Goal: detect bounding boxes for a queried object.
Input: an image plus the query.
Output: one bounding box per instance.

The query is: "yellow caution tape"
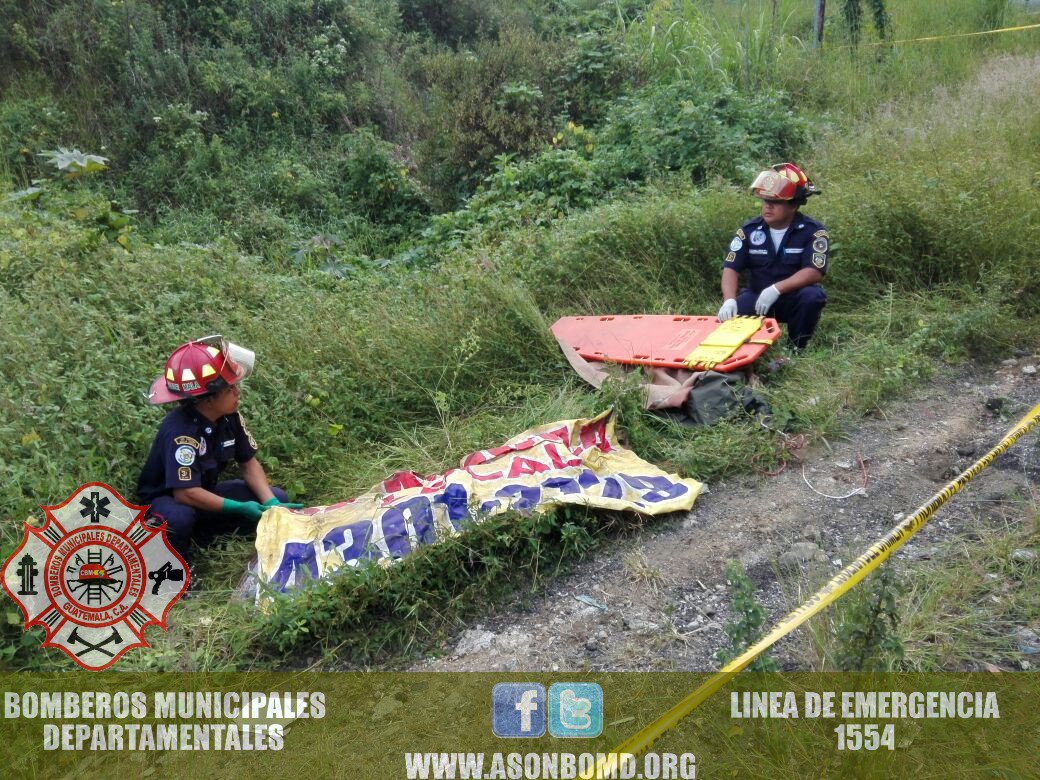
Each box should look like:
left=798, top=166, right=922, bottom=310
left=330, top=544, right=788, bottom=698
left=861, top=21, right=1040, bottom=47
left=683, top=316, right=764, bottom=370
left=585, top=399, right=1040, bottom=779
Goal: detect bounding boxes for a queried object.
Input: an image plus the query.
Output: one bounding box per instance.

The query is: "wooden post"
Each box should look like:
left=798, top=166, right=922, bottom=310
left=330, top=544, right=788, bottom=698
left=813, top=0, right=826, bottom=48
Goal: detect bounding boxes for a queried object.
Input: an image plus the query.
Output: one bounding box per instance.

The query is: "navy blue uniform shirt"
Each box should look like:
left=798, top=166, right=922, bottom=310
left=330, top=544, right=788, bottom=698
left=137, top=404, right=258, bottom=502
left=722, top=214, right=830, bottom=293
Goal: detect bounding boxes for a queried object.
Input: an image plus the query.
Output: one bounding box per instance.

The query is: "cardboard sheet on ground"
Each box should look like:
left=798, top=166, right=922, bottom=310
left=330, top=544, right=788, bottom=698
left=253, top=411, right=702, bottom=593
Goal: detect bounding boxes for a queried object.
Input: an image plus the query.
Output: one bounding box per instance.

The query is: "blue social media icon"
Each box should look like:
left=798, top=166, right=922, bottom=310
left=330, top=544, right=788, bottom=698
left=548, top=682, right=603, bottom=738
left=492, top=683, right=546, bottom=738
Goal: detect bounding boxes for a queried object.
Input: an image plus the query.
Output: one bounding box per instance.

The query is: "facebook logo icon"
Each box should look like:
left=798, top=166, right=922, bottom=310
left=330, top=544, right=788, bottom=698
left=491, top=683, right=546, bottom=737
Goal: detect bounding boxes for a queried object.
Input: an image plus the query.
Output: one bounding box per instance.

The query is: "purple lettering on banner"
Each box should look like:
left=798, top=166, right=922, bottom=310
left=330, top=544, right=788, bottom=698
left=619, top=473, right=689, bottom=502
left=577, top=469, right=600, bottom=488
left=494, top=484, right=543, bottom=511
left=379, top=496, right=436, bottom=558
left=433, top=483, right=470, bottom=528
left=322, top=520, right=378, bottom=567
left=601, top=477, right=623, bottom=499
left=540, top=476, right=581, bottom=494
left=270, top=541, right=321, bottom=590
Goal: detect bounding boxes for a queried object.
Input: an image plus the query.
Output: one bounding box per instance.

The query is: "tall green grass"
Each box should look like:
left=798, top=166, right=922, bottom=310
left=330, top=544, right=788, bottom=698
left=622, top=0, right=1039, bottom=117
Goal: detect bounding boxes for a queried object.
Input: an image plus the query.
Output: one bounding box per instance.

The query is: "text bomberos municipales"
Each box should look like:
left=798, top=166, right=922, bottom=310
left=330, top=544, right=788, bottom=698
left=4, top=691, right=326, bottom=751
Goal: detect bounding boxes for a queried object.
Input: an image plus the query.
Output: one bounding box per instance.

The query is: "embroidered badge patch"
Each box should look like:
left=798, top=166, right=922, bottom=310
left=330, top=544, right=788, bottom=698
left=729, top=237, right=743, bottom=252
left=725, top=251, right=736, bottom=263
left=750, top=230, right=766, bottom=246
left=239, top=414, right=258, bottom=450
left=812, top=237, right=829, bottom=253
left=178, top=466, right=192, bottom=481
left=812, top=253, right=827, bottom=269
left=736, top=228, right=746, bottom=240
left=173, top=435, right=200, bottom=449
left=174, top=445, right=195, bottom=466
left=813, top=229, right=829, bottom=238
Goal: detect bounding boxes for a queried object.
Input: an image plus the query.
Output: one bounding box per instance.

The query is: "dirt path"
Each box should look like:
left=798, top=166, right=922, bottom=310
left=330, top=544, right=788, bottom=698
left=408, top=357, right=1040, bottom=673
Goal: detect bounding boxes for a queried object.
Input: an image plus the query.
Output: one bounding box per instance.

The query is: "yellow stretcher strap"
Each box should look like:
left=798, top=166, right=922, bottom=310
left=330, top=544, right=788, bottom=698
left=683, top=316, right=763, bottom=370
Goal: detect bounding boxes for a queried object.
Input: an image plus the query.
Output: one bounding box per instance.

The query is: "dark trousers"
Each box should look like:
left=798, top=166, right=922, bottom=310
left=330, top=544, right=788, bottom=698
left=144, top=480, right=288, bottom=566
left=736, top=285, right=827, bottom=349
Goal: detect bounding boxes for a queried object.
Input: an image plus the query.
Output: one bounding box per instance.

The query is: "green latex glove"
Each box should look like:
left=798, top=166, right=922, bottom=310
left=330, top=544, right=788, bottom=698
left=221, top=498, right=266, bottom=521
left=263, top=496, right=305, bottom=509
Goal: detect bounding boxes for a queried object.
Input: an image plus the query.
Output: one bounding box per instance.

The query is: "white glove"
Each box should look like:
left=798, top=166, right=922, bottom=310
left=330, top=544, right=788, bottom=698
left=754, top=285, right=780, bottom=316
left=717, top=298, right=738, bottom=322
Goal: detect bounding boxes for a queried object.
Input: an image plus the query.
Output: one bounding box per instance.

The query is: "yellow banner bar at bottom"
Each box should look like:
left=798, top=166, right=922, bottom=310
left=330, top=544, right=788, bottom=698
left=586, top=399, right=1040, bottom=779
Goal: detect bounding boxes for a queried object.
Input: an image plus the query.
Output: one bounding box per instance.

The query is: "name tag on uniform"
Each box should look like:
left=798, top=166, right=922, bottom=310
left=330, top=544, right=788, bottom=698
left=785, top=247, right=804, bottom=253
left=223, top=439, right=236, bottom=448
left=749, top=249, right=768, bottom=255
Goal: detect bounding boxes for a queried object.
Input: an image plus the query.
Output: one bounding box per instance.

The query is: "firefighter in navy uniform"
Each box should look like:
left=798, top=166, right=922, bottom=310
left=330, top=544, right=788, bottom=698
left=716, top=162, right=829, bottom=349
left=137, top=336, right=301, bottom=570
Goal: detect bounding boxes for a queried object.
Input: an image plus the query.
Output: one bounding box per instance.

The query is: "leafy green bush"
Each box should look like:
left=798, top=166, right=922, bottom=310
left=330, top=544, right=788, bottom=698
left=414, top=28, right=562, bottom=207
left=416, top=75, right=809, bottom=259
left=556, top=30, right=634, bottom=126
left=834, top=567, right=905, bottom=672
left=596, top=80, right=809, bottom=185
left=718, top=560, right=778, bottom=672
left=0, top=97, right=69, bottom=184
left=335, top=130, right=430, bottom=237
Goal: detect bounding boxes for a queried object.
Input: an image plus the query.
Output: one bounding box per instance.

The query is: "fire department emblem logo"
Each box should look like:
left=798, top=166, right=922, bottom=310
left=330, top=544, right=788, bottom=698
left=1, top=482, right=188, bottom=670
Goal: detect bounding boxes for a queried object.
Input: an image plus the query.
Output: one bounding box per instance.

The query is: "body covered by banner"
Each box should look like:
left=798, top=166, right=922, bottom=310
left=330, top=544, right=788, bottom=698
left=254, top=411, right=702, bottom=592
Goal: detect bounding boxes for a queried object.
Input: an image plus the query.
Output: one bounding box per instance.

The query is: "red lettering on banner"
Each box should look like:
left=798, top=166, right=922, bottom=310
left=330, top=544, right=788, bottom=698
left=383, top=472, right=423, bottom=492
left=541, top=425, right=572, bottom=447
left=420, top=475, right=447, bottom=494
left=578, top=419, right=611, bottom=452
left=463, top=466, right=504, bottom=481
left=545, top=443, right=582, bottom=469
left=463, top=444, right=513, bottom=467
left=508, top=457, right=550, bottom=478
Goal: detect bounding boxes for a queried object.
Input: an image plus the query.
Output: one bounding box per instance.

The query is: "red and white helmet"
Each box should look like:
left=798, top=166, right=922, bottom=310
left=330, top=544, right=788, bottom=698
left=749, top=162, right=818, bottom=202
left=147, top=335, right=255, bottom=405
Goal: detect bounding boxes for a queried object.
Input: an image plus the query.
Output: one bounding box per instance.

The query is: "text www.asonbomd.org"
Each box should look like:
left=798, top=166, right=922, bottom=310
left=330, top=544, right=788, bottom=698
left=403, top=751, right=695, bottom=779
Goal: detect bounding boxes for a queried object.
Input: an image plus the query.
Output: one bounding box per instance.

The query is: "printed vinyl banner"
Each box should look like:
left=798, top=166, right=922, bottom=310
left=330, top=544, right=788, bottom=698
left=254, top=411, right=702, bottom=591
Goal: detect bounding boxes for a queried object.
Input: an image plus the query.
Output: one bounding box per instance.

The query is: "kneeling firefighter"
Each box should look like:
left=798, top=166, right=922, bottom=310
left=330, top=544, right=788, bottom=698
left=137, top=335, right=301, bottom=571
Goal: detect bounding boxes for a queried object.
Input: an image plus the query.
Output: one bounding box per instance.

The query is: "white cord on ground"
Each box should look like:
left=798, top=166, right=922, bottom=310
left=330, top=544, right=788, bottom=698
left=800, top=459, right=868, bottom=500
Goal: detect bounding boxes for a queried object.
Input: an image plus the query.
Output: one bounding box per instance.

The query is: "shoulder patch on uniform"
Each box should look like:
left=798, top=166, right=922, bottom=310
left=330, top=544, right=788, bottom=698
left=813, top=229, right=829, bottom=238
left=736, top=228, right=746, bottom=241
left=174, top=435, right=200, bottom=449
left=178, top=466, right=192, bottom=481
left=239, top=413, right=258, bottom=450
left=812, top=237, right=829, bottom=254
left=729, top=237, right=743, bottom=252
left=174, top=445, right=196, bottom=466
left=725, top=251, right=736, bottom=263
left=812, top=253, right=827, bottom=269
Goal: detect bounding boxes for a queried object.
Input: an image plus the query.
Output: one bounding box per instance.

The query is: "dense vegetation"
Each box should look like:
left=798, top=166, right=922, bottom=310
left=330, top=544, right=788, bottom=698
left=2, top=0, right=1038, bottom=670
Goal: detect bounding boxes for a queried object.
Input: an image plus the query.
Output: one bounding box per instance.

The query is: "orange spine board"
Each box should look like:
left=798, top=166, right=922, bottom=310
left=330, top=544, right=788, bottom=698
left=550, top=314, right=781, bottom=373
